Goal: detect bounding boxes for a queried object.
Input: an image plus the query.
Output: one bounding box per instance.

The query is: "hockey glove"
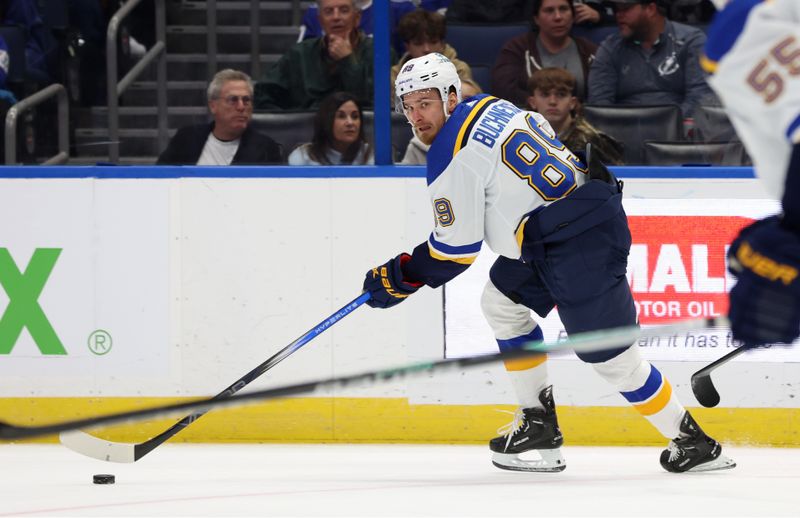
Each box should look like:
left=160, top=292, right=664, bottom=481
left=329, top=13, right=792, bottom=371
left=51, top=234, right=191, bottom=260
left=727, top=215, right=800, bottom=346
left=363, top=253, right=421, bottom=309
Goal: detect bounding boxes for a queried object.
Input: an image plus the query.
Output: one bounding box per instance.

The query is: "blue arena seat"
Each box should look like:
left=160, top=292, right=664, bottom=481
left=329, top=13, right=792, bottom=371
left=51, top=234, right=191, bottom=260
left=469, top=65, right=491, bottom=94
left=570, top=25, right=617, bottom=46
left=446, top=23, right=529, bottom=66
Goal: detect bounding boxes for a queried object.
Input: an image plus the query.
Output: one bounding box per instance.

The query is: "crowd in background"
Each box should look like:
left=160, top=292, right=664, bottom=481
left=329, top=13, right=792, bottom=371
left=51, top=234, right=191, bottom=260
left=0, top=0, right=730, bottom=166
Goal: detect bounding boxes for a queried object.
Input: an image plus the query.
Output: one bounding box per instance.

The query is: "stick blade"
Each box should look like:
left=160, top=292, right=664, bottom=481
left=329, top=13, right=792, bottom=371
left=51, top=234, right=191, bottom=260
left=691, top=372, right=721, bottom=408
left=59, top=431, right=136, bottom=463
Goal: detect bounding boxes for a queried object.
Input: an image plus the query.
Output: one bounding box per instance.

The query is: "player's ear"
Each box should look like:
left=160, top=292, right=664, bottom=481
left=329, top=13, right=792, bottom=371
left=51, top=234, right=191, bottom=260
left=447, top=91, right=458, bottom=113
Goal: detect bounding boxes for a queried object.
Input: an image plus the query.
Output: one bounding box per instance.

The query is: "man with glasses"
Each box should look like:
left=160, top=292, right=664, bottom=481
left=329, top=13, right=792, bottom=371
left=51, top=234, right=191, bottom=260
left=157, top=69, right=284, bottom=165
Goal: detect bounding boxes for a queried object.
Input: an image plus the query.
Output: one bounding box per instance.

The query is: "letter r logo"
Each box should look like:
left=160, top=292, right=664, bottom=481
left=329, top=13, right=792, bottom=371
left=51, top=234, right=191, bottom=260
left=0, top=248, right=67, bottom=355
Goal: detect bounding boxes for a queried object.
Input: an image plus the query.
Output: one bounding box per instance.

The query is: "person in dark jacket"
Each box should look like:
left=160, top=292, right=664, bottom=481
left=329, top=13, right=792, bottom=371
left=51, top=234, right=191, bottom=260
left=587, top=0, right=714, bottom=118
left=492, top=0, right=597, bottom=107
left=157, top=69, right=283, bottom=165
left=255, top=0, right=385, bottom=111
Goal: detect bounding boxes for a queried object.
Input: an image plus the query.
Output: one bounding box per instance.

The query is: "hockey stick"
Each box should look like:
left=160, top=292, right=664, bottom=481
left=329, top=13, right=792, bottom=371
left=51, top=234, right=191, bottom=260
left=1, top=316, right=727, bottom=442
left=59, top=292, right=371, bottom=463
left=690, top=345, right=751, bottom=408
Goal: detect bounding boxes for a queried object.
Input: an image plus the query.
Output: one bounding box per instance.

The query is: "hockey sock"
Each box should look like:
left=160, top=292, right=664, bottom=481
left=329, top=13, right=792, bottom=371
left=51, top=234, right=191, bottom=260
left=497, top=325, right=549, bottom=409
left=481, top=280, right=551, bottom=410
left=591, top=346, right=684, bottom=439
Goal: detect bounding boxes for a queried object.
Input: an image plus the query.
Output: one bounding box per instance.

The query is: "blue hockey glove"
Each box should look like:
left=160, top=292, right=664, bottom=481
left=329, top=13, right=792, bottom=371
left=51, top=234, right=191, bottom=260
left=727, top=215, right=800, bottom=346
left=363, top=253, right=421, bottom=309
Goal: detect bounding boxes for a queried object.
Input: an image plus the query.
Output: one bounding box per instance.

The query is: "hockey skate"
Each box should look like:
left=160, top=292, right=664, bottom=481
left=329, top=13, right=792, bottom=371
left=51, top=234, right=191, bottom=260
left=490, top=386, right=566, bottom=472
left=660, top=411, right=736, bottom=473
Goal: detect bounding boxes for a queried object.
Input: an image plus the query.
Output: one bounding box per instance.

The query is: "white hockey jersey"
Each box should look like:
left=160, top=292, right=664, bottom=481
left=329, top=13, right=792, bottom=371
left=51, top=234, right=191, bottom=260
left=702, top=0, right=800, bottom=200
left=404, top=94, right=588, bottom=287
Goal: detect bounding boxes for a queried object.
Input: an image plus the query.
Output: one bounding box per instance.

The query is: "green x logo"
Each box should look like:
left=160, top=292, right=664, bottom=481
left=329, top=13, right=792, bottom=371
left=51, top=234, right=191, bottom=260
left=0, top=248, right=66, bottom=355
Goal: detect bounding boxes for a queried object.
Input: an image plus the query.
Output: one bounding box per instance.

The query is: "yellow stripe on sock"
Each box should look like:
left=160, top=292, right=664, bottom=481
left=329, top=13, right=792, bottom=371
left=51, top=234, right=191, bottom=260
left=633, top=379, right=672, bottom=416
left=503, top=354, right=547, bottom=372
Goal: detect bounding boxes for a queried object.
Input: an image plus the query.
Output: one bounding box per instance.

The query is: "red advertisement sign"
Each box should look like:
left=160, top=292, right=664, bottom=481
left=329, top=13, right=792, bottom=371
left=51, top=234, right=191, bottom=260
left=627, top=216, right=752, bottom=324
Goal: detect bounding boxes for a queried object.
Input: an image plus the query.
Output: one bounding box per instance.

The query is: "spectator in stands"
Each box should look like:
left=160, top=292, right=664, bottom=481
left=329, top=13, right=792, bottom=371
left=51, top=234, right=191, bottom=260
left=390, top=9, right=471, bottom=101
left=527, top=67, right=623, bottom=164
left=587, top=0, right=714, bottom=118
left=298, top=0, right=416, bottom=56
left=1, top=0, right=55, bottom=83
left=0, top=34, right=16, bottom=103
left=157, top=69, right=283, bottom=165
left=255, top=0, right=386, bottom=111
left=400, top=75, right=482, bottom=165
left=492, top=0, right=597, bottom=108
left=289, top=91, right=373, bottom=165
left=445, top=0, right=533, bottom=23
left=573, top=0, right=615, bottom=27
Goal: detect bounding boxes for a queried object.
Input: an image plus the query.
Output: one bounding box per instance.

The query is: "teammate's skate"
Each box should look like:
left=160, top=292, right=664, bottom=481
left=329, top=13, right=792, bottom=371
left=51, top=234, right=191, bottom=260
left=490, top=386, right=565, bottom=472
left=660, top=411, right=736, bottom=473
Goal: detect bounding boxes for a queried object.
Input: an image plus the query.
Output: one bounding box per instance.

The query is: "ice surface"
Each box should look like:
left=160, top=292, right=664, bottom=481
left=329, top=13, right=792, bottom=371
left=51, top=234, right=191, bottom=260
left=0, top=443, right=798, bottom=516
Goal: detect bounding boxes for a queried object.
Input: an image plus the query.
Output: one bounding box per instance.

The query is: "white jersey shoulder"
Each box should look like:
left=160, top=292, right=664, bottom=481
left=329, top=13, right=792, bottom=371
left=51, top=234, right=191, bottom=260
left=424, top=95, right=588, bottom=262
left=704, top=0, right=800, bottom=199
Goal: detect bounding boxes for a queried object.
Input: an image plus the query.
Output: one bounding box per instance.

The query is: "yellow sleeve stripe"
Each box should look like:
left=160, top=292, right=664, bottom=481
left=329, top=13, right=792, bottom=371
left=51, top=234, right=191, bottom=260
left=453, top=95, right=497, bottom=156
left=515, top=216, right=529, bottom=253
left=428, top=245, right=478, bottom=265
left=633, top=380, right=673, bottom=417
left=700, top=54, right=718, bottom=74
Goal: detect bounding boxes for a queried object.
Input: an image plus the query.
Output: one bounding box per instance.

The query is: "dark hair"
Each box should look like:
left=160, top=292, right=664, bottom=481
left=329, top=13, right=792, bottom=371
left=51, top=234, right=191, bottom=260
left=533, top=0, right=575, bottom=17
left=397, top=9, right=446, bottom=44
left=308, top=92, right=372, bottom=165
left=527, top=67, right=577, bottom=96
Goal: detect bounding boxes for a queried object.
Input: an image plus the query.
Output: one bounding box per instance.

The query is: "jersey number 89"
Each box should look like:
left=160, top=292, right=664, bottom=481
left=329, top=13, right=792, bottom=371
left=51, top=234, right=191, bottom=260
left=500, top=115, right=584, bottom=201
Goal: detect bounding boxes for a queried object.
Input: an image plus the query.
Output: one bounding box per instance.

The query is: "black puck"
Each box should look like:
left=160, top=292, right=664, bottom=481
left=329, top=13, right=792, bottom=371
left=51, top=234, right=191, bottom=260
left=93, top=474, right=115, bottom=485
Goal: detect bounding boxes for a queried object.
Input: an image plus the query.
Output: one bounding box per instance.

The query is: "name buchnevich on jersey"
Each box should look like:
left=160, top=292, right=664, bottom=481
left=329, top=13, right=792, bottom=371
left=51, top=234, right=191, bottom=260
left=471, top=101, right=522, bottom=149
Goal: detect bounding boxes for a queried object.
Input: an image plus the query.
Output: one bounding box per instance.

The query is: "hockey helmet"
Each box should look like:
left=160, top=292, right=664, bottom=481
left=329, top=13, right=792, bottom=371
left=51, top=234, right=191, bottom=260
left=394, top=52, right=462, bottom=118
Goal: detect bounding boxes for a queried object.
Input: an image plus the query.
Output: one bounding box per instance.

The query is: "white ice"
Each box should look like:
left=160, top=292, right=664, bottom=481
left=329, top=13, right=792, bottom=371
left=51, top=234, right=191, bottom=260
left=1, top=444, right=798, bottom=517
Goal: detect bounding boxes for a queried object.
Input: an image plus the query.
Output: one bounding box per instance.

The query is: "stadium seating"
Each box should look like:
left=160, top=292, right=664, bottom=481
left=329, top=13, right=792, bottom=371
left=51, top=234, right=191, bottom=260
left=468, top=65, right=491, bottom=95
left=362, top=111, right=414, bottom=161
left=693, top=104, right=741, bottom=143
left=582, top=104, right=684, bottom=165
left=571, top=25, right=617, bottom=45
left=446, top=23, right=529, bottom=66
left=643, top=140, right=749, bottom=167
left=250, top=111, right=316, bottom=158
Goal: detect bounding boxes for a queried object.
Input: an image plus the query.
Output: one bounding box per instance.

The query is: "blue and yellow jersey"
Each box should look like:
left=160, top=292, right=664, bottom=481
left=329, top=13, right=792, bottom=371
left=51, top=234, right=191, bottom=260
left=403, top=94, right=588, bottom=288
left=702, top=0, right=800, bottom=200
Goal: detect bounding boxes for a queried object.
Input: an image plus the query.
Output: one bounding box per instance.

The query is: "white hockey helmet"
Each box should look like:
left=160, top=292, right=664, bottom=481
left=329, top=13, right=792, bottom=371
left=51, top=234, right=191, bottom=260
left=708, top=0, right=729, bottom=10
left=394, top=52, right=462, bottom=117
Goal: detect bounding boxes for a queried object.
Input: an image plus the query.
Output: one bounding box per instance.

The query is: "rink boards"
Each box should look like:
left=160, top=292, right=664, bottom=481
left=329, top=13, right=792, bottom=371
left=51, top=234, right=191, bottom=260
left=0, top=166, right=798, bottom=446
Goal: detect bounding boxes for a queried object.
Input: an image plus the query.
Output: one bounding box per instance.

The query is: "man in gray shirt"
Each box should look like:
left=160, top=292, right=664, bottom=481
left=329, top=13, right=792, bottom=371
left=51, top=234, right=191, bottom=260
left=587, top=0, right=714, bottom=117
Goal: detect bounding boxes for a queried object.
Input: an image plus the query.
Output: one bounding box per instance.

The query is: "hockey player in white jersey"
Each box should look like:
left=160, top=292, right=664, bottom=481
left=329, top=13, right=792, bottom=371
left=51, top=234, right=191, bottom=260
left=362, top=52, right=735, bottom=473
left=702, top=0, right=800, bottom=348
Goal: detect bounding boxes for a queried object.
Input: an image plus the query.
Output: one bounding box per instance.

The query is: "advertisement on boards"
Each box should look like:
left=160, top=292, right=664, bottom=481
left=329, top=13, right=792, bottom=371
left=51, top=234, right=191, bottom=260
left=445, top=198, right=799, bottom=362
left=0, top=180, right=170, bottom=395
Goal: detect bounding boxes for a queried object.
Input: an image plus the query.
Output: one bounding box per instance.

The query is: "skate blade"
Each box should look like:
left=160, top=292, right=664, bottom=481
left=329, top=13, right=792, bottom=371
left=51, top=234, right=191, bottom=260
left=491, top=449, right=566, bottom=473
left=688, top=454, right=736, bottom=472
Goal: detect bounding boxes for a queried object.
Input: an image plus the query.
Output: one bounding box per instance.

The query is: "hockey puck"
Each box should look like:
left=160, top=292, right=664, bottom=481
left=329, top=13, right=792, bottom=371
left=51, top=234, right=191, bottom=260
left=93, top=474, right=115, bottom=485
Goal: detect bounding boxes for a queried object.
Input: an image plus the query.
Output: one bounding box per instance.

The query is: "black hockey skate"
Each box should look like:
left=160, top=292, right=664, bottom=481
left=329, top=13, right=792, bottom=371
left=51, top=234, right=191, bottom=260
left=489, top=386, right=565, bottom=472
left=660, top=411, right=736, bottom=473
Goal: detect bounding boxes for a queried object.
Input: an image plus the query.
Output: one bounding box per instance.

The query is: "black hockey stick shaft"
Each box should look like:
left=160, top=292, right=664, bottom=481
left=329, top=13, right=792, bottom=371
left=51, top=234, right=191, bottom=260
left=690, top=345, right=750, bottom=408
left=122, top=293, right=369, bottom=460
left=0, top=316, right=725, bottom=441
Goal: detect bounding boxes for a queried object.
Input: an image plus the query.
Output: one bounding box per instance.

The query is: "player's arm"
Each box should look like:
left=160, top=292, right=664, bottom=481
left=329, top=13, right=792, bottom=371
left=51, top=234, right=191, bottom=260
left=727, top=143, right=800, bottom=346
left=363, top=158, right=486, bottom=308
